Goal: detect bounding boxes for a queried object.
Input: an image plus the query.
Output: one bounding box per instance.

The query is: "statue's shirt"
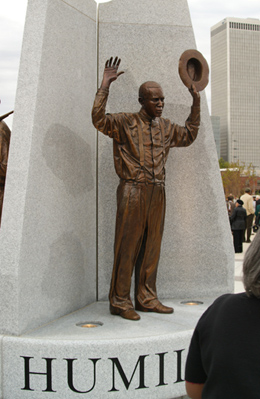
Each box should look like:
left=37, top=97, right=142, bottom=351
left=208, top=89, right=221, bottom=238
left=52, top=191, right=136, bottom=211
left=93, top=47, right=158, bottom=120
left=92, top=88, right=200, bottom=184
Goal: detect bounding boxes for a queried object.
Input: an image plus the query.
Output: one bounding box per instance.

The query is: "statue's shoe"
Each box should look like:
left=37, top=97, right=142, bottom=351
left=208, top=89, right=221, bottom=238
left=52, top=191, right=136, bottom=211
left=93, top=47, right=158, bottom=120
left=110, top=306, right=140, bottom=321
left=135, top=301, right=174, bottom=314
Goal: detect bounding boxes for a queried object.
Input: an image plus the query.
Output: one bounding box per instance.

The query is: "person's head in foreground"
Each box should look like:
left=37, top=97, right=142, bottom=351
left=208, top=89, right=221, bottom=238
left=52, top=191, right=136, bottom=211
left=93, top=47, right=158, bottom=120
left=185, top=230, right=260, bottom=399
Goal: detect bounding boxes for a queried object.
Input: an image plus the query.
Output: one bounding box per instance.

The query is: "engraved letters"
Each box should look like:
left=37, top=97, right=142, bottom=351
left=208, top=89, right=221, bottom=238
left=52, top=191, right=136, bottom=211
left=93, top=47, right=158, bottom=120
left=21, top=349, right=185, bottom=393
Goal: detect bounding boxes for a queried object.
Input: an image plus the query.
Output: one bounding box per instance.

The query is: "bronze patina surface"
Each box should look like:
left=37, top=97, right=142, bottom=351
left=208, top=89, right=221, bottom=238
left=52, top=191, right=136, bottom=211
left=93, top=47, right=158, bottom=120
left=179, top=49, right=209, bottom=92
left=0, top=112, right=12, bottom=226
left=92, top=57, right=200, bottom=320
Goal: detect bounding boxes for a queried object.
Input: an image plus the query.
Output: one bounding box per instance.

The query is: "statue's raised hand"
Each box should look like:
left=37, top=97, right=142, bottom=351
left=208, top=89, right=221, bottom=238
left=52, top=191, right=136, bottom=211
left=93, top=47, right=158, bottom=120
left=101, top=57, right=124, bottom=89
left=189, top=84, right=200, bottom=106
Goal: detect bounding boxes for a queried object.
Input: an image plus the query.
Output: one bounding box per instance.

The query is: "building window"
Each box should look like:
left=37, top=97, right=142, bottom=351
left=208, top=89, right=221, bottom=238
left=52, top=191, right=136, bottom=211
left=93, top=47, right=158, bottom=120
left=230, top=22, right=260, bottom=31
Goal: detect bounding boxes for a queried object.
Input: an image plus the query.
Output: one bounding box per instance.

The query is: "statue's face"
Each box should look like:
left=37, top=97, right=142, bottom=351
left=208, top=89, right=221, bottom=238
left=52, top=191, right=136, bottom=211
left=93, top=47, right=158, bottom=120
left=141, top=86, right=165, bottom=119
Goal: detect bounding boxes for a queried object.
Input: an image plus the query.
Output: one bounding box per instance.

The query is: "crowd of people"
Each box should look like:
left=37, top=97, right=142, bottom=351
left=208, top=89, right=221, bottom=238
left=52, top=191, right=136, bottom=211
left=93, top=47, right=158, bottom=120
left=227, top=188, right=260, bottom=253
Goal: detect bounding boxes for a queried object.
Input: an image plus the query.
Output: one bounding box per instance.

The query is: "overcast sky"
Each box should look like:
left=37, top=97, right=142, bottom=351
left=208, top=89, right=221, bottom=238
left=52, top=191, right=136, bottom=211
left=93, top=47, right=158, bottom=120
left=0, top=0, right=260, bottom=127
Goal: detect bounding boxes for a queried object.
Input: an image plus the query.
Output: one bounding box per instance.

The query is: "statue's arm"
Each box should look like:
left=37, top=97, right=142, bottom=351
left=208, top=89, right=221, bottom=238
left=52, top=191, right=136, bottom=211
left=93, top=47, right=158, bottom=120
left=189, top=84, right=200, bottom=107
left=91, top=57, right=124, bottom=140
left=169, top=84, right=200, bottom=147
left=0, top=123, right=10, bottom=176
left=100, top=56, right=124, bottom=90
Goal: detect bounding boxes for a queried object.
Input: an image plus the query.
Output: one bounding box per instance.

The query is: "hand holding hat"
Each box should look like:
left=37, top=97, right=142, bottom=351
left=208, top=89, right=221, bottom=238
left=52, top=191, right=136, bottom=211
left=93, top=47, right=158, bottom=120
left=179, top=49, right=209, bottom=92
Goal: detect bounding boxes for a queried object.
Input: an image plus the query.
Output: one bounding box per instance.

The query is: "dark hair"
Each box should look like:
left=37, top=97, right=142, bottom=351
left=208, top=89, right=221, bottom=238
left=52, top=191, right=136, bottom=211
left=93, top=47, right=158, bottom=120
left=243, top=231, right=260, bottom=298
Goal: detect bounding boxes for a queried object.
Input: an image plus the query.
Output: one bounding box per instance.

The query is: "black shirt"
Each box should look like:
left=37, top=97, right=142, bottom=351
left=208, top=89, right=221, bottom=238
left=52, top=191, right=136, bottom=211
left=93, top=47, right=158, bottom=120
left=185, top=293, right=260, bottom=399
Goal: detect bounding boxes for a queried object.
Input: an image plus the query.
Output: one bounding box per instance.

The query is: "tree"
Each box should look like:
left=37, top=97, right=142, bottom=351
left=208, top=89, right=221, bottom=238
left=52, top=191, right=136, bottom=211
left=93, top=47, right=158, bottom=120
left=243, top=163, right=258, bottom=194
left=219, top=158, right=230, bottom=169
left=219, top=159, right=260, bottom=197
left=219, top=160, right=244, bottom=198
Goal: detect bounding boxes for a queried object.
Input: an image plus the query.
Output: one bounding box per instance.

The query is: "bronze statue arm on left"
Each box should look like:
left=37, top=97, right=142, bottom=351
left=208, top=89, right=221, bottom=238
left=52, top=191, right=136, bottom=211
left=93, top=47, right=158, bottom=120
left=100, top=57, right=124, bottom=90
left=189, top=84, right=200, bottom=107
left=0, top=123, right=11, bottom=177
left=0, top=110, right=14, bottom=122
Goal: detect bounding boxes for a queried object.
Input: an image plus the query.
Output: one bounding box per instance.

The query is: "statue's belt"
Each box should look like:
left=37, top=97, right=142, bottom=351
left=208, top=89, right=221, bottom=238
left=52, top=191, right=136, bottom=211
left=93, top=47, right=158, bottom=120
left=120, top=179, right=165, bottom=187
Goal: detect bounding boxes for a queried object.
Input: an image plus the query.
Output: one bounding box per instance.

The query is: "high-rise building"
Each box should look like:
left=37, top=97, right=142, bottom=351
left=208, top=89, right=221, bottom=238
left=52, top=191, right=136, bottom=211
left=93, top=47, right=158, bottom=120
left=211, top=17, right=260, bottom=167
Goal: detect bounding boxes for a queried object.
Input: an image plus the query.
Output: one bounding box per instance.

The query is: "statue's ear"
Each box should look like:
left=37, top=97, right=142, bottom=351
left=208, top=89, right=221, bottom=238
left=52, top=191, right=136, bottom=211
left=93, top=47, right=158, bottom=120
left=138, top=97, right=144, bottom=106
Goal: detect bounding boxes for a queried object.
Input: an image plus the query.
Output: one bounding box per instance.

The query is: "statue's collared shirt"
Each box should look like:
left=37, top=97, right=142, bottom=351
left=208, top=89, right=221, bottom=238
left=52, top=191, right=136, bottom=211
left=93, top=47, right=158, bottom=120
left=92, top=88, right=200, bottom=184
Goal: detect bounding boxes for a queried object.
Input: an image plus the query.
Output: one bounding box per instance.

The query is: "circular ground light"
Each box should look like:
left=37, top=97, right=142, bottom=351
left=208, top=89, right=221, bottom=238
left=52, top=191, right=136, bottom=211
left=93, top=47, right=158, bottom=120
left=76, top=321, right=103, bottom=328
left=180, top=300, right=204, bottom=306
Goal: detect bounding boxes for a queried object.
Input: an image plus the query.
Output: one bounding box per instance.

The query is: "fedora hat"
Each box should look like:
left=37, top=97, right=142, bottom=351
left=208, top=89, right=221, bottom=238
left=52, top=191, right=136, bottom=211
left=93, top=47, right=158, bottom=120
left=178, top=49, right=209, bottom=92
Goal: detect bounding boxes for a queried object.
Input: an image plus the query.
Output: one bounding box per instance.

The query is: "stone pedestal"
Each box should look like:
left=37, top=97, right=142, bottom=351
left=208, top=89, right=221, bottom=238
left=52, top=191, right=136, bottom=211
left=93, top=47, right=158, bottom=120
left=2, top=298, right=213, bottom=398
left=0, top=0, right=234, bottom=398
left=0, top=0, right=97, bottom=336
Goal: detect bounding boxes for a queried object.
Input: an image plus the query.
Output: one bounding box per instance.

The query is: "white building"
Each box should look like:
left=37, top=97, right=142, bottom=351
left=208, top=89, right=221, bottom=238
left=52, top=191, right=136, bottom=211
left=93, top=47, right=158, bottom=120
left=211, top=17, right=260, bottom=167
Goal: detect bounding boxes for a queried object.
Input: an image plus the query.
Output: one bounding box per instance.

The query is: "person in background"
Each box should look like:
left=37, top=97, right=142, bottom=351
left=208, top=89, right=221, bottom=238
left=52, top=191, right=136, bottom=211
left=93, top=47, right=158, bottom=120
left=253, top=195, right=256, bottom=212
left=255, top=196, right=260, bottom=228
left=229, top=199, right=247, bottom=253
left=255, top=195, right=260, bottom=214
left=256, top=195, right=260, bottom=208
left=185, top=229, right=260, bottom=399
left=226, top=194, right=235, bottom=216
left=240, top=188, right=254, bottom=243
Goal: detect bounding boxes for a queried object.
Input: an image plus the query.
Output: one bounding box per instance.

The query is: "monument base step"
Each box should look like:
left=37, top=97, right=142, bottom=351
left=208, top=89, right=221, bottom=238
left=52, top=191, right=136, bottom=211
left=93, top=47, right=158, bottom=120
left=1, top=298, right=214, bottom=398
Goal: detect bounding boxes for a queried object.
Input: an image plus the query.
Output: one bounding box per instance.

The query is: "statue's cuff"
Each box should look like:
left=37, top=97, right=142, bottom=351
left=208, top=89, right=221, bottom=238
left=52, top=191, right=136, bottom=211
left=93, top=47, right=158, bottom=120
left=97, top=88, right=109, bottom=95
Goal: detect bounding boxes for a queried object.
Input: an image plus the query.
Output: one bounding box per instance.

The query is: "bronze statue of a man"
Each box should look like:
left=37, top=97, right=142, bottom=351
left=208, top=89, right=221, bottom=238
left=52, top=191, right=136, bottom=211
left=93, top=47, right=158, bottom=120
left=92, top=57, right=200, bottom=320
left=0, top=115, right=11, bottom=226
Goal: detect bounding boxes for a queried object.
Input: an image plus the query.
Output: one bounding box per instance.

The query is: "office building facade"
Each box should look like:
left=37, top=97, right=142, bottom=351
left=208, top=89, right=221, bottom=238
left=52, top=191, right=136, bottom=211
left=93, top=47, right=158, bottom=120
left=211, top=17, right=260, bottom=166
